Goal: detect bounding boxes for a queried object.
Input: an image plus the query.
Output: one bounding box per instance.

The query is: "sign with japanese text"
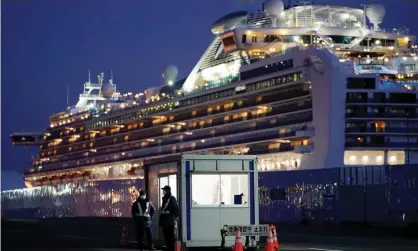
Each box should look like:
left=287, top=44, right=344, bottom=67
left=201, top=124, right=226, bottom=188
left=225, top=224, right=269, bottom=236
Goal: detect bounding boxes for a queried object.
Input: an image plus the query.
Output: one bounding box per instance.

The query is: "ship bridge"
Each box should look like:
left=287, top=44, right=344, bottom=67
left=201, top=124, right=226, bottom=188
left=10, top=132, right=43, bottom=146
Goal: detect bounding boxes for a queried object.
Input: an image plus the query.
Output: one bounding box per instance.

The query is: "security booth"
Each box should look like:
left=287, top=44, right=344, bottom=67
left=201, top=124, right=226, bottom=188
left=144, top=154, right=259, bottom=248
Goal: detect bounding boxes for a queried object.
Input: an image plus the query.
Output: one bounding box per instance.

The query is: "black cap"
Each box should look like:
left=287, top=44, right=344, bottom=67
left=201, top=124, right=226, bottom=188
left=139, top=189, right=146, bottom=196
left=161, top=185, right=171, bottom=191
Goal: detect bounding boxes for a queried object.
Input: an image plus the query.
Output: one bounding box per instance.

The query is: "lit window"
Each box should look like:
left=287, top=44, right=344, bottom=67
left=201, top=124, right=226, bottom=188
left=192, top=174, right=220, bottom=206
left=220, top=174, right=248, bottom=205
left=191, top=174, right=249, bottom=207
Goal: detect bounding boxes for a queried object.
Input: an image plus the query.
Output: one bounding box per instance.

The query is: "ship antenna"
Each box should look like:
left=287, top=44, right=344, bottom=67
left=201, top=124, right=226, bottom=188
left=66, top=84, right=69, bottom=107
left=111, top=70, right=113, bottom=80
left=360, top=4, right=368, bottom=27
left=88, top=70, right=91, bottom=83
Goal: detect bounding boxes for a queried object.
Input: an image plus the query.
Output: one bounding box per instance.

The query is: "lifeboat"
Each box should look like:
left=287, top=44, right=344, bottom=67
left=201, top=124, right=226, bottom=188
left=71, top=173, right=83, bottom=182
left=60, top=174, right=71, bottom=183
left=127, top=167, right=143, bottom=176
left=33, top=181, right=42, bottom=187
left=40, top=177, right=50, bottom=186
left=50, top=175, right=60, bottom=185
left=127, top=167, right=136, bottom=176
left=82, top=171, right=91, bottom=180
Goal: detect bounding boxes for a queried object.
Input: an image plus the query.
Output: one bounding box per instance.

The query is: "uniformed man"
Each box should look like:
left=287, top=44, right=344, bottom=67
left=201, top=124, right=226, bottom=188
left=132, top=190, right=156, bottom=251
left=159, top=185, right=180, bottom=251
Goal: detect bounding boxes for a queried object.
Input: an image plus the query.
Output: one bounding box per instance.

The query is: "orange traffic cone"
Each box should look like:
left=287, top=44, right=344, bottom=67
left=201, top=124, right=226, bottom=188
left=272, top=226, right=279, bottom=250
left=175, top=240, right=181, bottom=251
left=174, top=221, right=181, bottom=251
left=233, top=227, right=243, bottom=251
left=120, top=225, right=128, bottom=246
left=265, top=226, right=274, bottom=251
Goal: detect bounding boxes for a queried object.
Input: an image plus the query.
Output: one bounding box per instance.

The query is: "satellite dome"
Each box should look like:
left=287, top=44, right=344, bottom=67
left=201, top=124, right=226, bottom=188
left=162, top=65, right=178, bottom=86
left=101, top=81, right=116, bottom=98
left=211, top=11, right=249, bottom=35
left=264, top=0, right=284, bottom=27
left=366, top=3, right=386, bottom=30
left=264, top=0, right=284, bottom=17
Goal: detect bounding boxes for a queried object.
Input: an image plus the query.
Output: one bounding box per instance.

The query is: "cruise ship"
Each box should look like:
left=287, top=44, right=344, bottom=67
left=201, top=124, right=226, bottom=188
left=4, top=0, right=418, bottom=217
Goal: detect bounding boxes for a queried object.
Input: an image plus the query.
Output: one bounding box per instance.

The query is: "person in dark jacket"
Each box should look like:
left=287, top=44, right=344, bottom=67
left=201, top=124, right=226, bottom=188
left=132, top=190, right=156, bottom=251
left=159, top=185, right=180, bottom=251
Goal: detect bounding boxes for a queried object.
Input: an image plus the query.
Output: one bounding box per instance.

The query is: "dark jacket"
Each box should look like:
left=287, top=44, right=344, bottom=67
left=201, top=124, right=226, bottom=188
left=131, top=197, right=155, bottom=227
left=159, top=193, right=180, bottom=227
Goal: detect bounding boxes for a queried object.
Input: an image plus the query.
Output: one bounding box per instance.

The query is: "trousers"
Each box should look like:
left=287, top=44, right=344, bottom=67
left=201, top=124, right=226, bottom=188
left=135, top=220, right=153, bottom=251
left=162, top=226, right=175, bottom=251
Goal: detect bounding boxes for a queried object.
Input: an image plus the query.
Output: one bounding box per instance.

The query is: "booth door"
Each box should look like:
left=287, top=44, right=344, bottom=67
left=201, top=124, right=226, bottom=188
left=147, top=160, right=179, bottom=244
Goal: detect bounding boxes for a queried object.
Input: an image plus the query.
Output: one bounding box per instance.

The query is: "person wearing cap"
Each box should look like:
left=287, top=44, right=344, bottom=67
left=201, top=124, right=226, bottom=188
left=132, top=189, right=156, bottom=251
left=159, top=185, right=180, bottom=251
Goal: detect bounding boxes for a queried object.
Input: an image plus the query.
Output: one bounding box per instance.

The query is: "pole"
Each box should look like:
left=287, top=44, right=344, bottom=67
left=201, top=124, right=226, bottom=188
left=407, top=112, right=410, bottom=164
left=66, top=84, right=69, bottom=107
left=360, top=4, right=367, bottom=28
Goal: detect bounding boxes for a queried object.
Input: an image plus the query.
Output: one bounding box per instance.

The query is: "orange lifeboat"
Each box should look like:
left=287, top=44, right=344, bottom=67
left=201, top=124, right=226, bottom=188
left=33, top=181, right=41, bottom=187
left=40, top=177, right=50, bottom=186
left=71, top=173, right=83, bottom=182
left=127, top=167, right=136, bottom=176
left=82, top=171, right=91, bottom=180
left=50, top=175, right=60, bottom=185
left=60, top=174, right=71, bottom=183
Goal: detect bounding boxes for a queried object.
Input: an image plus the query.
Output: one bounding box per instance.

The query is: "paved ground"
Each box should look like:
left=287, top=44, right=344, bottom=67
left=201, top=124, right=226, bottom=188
left=2, top=219, right=418, bottom=251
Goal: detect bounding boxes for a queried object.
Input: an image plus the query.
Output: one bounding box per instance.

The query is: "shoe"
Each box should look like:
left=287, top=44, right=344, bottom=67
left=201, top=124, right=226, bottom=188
left=149, top=245, right=156, bottom=250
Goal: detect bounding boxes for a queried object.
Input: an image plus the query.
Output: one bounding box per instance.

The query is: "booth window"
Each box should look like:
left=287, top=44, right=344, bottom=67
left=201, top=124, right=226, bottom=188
left=220, top=174, right=248, bottom=205
left=191, top=174, right=249, bottom=207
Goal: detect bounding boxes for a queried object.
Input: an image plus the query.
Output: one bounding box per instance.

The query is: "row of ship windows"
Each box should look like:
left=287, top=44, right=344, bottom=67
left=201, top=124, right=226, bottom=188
left=43, top=93, right=311, bottom=159
left=48, top=60, right=296, bottom=134
left=180, top=71, right=302, bottom=107
left=346, top=121, right=418, bottom=131
left=43, top=84, right=307, bottom=149
left=37, top=113, right=312, bottom=171
left=346, top=107, right=417, bottom=118
left=39, top=98, right=312, bottom=162
left=249, top=34, right=396, bottom=47
left=45, top=71, right=303, bottom=142
left=346, top=136, right=418, bottom=148
left=87, top=71, right=301, bottom=129
left=44, top=87, right=293, bottom=149
left=346, top=92, right=417, bottom=103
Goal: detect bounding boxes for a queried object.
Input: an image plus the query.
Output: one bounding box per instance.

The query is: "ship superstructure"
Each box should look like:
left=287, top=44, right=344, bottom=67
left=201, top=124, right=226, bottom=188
left=11, top=0, right=418, bottom=188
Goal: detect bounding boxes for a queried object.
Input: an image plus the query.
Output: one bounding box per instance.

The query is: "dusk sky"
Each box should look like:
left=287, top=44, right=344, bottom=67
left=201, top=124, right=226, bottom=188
left=1, top=0, right=417, bottom=190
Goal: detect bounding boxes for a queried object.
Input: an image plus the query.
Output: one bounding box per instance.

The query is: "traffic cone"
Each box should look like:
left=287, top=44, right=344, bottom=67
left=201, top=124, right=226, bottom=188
left=233, top=227, right=243, bottom=251
left=174, top=221, right=181, bottom=251
left=120, top=225, right=128, bottom=246
left=175, top=240, right=181, bottom=251
left=264, top=226, right=273, bottom=251
left=272, top=226, right=279, bottom=250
